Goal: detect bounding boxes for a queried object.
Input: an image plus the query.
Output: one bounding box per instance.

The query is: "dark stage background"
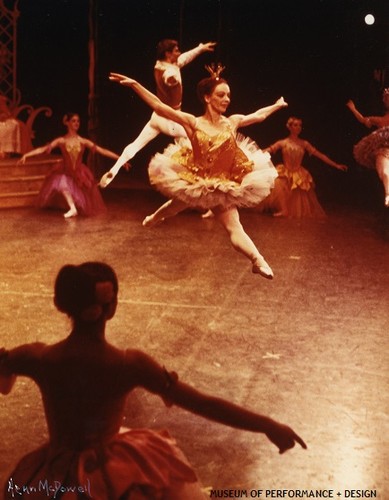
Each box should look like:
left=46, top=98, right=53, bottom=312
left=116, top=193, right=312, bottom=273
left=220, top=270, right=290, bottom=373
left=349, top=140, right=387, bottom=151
left=16, top=0, right=389, bottom=204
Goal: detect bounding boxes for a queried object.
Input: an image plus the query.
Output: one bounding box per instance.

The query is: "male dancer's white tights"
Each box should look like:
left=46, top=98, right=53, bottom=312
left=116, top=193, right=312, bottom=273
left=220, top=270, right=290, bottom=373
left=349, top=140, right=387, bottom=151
left=104, top=112, right=187, bottom=180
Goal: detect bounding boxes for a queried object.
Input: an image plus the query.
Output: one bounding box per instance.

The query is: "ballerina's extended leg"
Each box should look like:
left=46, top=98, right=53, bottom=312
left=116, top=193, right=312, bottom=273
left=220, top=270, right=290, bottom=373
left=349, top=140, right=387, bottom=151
left=142, top=199, right=188, bottom=227
left=376, top=154, right=389, bottom=207
left=214, top=207, right=274, bottom=279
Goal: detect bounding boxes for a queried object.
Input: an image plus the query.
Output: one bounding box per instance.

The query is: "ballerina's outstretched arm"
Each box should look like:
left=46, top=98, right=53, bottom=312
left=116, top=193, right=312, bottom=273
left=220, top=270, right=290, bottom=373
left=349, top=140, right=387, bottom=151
left=109, top=73, right=196, bottom=138
left=229, top=97, right=288, bottom=129
left=347, top=100, right=389, bottom=128
left=311, top=147, right=348, bottom=171
left=131, top=350, right=307, bottom=455
left=17, top=138, right=62, bottom=164
left=346, top=99, right=375, bottom=128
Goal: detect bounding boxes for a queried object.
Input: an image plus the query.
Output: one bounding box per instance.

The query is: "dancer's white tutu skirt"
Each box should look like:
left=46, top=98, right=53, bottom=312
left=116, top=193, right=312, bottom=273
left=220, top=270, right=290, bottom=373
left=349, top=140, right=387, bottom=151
left=148, top=136, right=278, bottom=210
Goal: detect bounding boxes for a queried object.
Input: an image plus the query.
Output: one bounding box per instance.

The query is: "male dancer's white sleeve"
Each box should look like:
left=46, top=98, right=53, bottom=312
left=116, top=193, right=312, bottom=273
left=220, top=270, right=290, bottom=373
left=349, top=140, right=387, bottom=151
left=161, top=65, right=181, bottom=87
left=177, top=44, right=208, bottom=68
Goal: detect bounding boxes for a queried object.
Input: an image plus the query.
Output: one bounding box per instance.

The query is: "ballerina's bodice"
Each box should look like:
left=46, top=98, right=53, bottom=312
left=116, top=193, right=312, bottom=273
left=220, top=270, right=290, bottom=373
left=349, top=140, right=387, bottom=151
left=175, top=128, right=254, bottom=184
left=57, top=139, right=85, bottom=173
left=37, top=351, right=130, bottom=449
left=280, top=139, right=315, bottom=172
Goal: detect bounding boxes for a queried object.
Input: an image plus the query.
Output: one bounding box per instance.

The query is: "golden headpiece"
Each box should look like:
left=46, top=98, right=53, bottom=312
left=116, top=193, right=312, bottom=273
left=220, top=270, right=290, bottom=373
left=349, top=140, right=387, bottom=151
left=205, top=62, right=225, bottom=80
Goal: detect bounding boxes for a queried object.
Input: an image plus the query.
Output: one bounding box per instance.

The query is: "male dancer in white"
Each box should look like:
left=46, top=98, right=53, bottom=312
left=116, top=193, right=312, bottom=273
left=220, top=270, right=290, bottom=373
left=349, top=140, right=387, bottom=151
left=100, top=39, right=216, bottom=187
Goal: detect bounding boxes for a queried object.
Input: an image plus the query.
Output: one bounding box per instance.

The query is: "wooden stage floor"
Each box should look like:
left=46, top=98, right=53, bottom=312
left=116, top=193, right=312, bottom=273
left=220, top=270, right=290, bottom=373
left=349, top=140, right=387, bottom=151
left=0, top=186, right=388, bottom=497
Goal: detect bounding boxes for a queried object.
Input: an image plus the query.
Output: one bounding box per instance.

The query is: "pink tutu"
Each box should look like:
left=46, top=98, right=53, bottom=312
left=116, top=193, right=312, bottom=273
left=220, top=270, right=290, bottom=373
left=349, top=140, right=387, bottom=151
left=37, top=160, right=106, bottom=216
left=353, top=126, right=389, bottom=169
left=36, top=141, right=106, bottom=217
left=4, top=428, right=199, bottom=500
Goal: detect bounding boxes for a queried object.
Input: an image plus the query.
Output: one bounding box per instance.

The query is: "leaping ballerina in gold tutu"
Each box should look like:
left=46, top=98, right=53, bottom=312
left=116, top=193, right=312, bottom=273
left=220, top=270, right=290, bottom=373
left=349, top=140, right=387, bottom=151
left=109, top=65, right=288, bottom=279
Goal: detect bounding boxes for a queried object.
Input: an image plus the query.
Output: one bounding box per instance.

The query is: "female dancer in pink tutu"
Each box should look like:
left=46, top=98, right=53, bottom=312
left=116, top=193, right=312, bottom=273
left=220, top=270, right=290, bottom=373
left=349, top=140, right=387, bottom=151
left=258, top=117, right=347, bottom=218
left=19, top=113, right=120, bottom=218
left=109, top=68, right=287, bottom=279
left=0, top=261, right=306, bottom=500
left=347, top=88, right=389, bottom=207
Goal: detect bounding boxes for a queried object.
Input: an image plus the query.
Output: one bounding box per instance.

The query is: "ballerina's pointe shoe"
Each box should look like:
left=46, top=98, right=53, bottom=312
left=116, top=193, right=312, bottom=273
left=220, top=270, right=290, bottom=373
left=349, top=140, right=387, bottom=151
left=142, top=215, right=161, bottom=228
left=142, top=215, right=153, bottom=227
left=99, top=171, right=115, bottom=189
left=252, top=257, right=274, bottom=280
left=201, top=209, right=214, bottom=219
left=64, top=207, right=78, bottom=219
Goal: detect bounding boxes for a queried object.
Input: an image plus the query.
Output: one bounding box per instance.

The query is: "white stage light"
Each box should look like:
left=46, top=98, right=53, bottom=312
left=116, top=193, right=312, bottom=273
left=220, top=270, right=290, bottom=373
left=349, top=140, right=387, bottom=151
left=364, top=14, right=375, bottom=25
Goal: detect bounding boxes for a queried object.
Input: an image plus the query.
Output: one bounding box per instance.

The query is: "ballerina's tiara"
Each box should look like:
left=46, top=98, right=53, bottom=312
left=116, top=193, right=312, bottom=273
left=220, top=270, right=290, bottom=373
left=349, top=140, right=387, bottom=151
left=205, top=62, right=225, bottom=80
left=383, top=87, right=389, bottom=95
